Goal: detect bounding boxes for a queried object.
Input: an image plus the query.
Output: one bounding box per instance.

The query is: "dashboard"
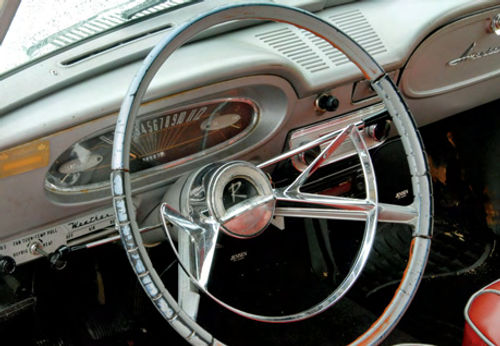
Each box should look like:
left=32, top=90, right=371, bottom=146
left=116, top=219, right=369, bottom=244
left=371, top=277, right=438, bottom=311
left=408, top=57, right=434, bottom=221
left=0, top=0, right=499, bottom=268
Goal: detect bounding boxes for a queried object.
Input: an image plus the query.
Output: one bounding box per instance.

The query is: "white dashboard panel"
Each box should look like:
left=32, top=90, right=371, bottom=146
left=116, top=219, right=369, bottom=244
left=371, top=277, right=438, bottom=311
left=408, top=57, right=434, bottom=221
left=1, top=0, right=497, bottom=151
left=0, top=0, right=499, bottom=266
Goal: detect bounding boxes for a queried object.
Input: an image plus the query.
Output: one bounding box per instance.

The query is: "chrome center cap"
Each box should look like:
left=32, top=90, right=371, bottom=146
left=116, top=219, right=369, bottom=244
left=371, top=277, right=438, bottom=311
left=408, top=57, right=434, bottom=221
left=206, top=161, right=275, bottom=238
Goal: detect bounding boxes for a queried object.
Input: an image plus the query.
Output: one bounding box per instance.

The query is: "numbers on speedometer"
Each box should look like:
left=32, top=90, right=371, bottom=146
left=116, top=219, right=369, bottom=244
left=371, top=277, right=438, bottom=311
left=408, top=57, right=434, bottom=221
left=45, top=99, right=258, bottom=192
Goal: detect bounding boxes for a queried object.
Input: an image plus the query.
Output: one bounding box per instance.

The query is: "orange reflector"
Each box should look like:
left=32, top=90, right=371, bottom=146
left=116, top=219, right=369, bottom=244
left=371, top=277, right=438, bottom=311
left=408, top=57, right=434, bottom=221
left=0, top=140, right=50, bottom=178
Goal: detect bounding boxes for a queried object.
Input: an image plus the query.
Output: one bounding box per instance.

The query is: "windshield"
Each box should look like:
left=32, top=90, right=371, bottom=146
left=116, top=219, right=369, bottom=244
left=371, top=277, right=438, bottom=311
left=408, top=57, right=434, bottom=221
left=0, top=0, right=198, bottom=77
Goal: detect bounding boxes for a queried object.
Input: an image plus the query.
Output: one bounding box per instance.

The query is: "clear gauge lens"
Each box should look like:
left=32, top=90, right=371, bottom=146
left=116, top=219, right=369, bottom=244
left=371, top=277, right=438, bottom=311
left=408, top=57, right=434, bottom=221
left=45, top=99, right=257, bottom=192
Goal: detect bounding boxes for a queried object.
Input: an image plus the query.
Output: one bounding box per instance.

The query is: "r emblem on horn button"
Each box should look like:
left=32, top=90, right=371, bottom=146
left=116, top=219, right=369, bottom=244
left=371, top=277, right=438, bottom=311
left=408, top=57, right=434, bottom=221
left=199, top=161, right=276, bottom=238
left=223, top=178, right=258, bottom=208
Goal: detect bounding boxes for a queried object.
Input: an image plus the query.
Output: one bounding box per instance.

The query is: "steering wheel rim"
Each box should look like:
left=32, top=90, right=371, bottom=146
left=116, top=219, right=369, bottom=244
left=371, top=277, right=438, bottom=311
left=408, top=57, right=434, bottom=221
left=111, top=3, right=433, bottom=345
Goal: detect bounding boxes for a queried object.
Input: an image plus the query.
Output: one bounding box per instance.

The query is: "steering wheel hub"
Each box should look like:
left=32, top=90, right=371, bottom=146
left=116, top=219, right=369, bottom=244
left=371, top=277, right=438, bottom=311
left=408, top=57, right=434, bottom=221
left=202, top=161, right=275, bottom=238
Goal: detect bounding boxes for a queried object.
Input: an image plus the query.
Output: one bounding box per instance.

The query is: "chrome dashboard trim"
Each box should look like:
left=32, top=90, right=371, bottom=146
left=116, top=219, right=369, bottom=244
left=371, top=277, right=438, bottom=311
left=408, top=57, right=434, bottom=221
left=288, top=102, right=387, bottom=171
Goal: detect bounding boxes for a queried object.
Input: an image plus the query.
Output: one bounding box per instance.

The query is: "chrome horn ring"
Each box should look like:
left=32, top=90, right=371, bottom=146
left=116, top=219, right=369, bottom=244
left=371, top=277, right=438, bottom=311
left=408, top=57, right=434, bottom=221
left=111, top=3, right=432, bottom=345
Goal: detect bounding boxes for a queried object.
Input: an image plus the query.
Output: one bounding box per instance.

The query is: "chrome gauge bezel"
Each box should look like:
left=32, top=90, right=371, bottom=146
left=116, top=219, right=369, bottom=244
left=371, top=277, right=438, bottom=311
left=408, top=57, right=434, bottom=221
left=45, top=97, right=260, bottom=196
left=41, top=75, right=297, bottom=205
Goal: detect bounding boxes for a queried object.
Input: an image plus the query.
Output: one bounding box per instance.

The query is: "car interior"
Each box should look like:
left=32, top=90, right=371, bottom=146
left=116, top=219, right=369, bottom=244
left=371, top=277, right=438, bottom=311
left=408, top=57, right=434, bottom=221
left=0, top=0, right=499, bottom=345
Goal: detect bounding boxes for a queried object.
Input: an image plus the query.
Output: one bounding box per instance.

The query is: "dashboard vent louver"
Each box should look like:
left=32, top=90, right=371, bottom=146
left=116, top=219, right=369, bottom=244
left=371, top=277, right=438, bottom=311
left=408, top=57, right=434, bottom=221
left=325, top=9, right=387, bottom=65
left=255, top=27, right=329, bottom=73
left=255, top=9, right=386, bottom=73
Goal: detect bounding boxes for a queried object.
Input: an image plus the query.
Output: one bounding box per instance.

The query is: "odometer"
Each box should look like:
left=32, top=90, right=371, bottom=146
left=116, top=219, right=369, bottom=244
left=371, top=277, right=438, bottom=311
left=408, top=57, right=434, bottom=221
left=45, top=99, right=257, bottom=192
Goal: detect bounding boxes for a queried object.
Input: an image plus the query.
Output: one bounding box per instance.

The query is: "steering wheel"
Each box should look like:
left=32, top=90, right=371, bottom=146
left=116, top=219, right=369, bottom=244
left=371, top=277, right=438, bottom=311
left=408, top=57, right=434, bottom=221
left=111, top=3, right=432, bottom=345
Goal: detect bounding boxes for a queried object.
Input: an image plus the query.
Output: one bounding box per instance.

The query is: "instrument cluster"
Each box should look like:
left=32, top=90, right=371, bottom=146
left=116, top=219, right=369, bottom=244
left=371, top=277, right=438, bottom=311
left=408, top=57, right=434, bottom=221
left=45, top=99, right=258, bottom=193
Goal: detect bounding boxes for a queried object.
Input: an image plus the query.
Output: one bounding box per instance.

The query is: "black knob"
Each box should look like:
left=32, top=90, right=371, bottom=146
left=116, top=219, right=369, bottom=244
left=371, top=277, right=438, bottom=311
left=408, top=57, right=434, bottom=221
left=303, top=145, right=321, bottom=165
left=366, top=120, right=391, bottom=142
left=49, top=246, right=69, bottom=271
left=0, top=256, right=16, bottom=274
left=315, top=94, right=339, bottom=112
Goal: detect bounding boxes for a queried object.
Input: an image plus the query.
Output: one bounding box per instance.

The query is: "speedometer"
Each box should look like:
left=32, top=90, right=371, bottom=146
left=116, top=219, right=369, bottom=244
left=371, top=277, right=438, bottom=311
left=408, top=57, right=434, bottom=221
left=45, top=99, right=258, bottom=192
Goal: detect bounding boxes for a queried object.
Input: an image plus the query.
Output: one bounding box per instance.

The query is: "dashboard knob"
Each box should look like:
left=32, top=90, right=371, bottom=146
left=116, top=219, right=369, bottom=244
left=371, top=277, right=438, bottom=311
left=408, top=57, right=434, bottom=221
left=366, top=120, right=391, bottom=142
left=302, top=145, right=321, bottom=165
left=0, top=256, right=16, bottom=274
left=315, top=94, right=339, bottom=112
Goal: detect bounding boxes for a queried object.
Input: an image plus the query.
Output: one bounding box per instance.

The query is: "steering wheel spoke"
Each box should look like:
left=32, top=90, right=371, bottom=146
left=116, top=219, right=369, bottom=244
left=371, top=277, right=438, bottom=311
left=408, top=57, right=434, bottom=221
left=272, top=117, right=379, bottom=227
left=378, top=202, right=418, bottom=226
left=274, top=206, right=370, bottom=222
left=274, top=201, right=418, bottom=227
left=160, top=203, right=220, bottom=289
left=285, top=124, right=355, bottom=192
left=276, top=190, right=375, bottom=211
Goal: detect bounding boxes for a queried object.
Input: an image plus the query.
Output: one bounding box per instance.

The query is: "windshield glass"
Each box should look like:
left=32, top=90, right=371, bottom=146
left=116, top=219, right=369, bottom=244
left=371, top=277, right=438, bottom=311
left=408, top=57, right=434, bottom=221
left=0, top=0, right=197, bottom=77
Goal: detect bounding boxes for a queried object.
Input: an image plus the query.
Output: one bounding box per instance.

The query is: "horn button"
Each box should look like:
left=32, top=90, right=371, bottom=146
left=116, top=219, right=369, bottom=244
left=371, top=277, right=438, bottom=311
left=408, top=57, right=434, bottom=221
left=200, top=161, right=276, bottom=238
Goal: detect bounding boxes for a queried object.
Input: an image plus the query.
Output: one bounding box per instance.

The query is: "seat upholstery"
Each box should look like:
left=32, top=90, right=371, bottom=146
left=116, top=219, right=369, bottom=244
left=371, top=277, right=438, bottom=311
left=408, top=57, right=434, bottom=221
left=463, top=279, right=500, bottom=345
